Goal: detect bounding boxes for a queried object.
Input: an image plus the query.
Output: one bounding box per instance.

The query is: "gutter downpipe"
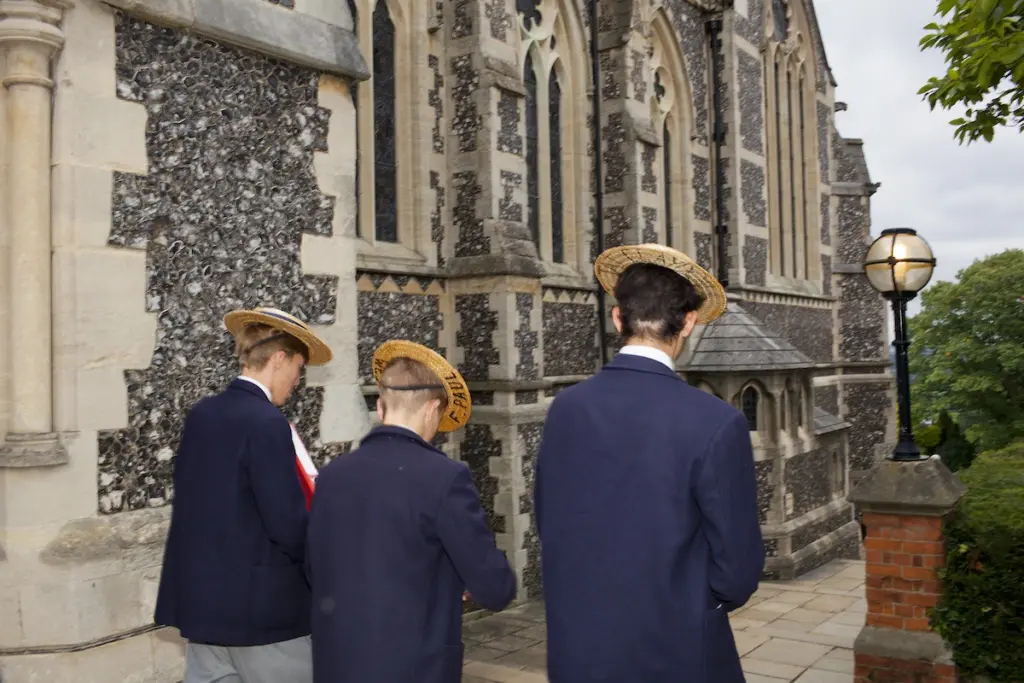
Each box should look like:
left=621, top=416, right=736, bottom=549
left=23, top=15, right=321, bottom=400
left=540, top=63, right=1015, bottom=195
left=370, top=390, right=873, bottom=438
left=707, top=14, right=729, bottom=287
left=590, top=0, right=609, bottom=366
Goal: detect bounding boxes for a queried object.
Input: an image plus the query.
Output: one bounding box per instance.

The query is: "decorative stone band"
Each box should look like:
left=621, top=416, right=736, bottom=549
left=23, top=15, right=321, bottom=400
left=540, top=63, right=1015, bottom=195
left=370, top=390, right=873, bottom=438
left=100, top=0, right=369, bottom=80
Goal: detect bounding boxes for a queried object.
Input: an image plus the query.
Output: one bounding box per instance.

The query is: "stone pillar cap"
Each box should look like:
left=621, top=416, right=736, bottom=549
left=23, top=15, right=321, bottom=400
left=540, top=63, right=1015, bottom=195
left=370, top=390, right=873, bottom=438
left=849, top=456, right=967, bottom=516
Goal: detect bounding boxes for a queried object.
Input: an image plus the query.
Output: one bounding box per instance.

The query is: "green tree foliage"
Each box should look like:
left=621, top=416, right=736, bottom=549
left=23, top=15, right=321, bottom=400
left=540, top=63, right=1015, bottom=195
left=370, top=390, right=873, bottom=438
left=931, top=442, right=1024, bottom=680
left=908, top=249, right=1024, bottom=452
left=919, top=0, right=1024, bottom=143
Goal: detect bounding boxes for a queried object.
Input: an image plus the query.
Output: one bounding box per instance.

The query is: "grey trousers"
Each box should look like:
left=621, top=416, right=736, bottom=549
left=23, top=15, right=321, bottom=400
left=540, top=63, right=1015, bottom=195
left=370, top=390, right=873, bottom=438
left=184, top=636, right=313, bottom=683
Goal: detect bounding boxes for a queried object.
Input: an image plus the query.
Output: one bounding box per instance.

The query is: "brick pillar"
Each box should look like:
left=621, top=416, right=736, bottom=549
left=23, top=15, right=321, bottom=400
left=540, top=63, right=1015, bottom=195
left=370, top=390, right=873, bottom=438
left=848, top=457, right=967, bottom=683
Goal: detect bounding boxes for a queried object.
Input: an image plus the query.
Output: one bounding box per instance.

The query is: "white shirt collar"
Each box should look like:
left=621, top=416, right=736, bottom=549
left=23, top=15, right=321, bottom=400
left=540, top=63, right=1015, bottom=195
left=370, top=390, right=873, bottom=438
left=238, top=375, right=272, bottom=401
left=618, top=345, right=675, bottom=371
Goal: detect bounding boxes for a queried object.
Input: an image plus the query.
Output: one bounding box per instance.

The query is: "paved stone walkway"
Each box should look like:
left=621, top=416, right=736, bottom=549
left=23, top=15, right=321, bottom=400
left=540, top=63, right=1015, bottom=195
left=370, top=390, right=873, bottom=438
left=461, top=559, right=866, bottom=682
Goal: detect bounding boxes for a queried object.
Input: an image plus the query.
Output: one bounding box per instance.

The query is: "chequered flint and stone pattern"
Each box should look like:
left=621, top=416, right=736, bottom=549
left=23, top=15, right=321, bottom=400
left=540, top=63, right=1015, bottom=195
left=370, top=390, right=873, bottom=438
left=519, top=422, right=544, bottom=598
left=101, top=15, right=348, bottom=513
left=743, top=235, right=768, bottom=287
left=661, top=0, right=710, bottom=142
left=755, top=459, right=774, bottom=523
left=741, top=302, right=834, bottom=363
left=818, top=102, right=831, bottom=177
left=740, top=160, right=766, bottom=228
left=784, top=448, right=832, bottom=519
left=820, top=193, right=831, bottom=246
left=514, top=294, right=539, bottom=381
left=844, top=383, right=891, bottom=472
left=356, top=284, right=445, bottom=384
left=461, top=424, right=504, bottom=534
left=835, top=196, right=868, bottom=265
left=733, top=0, right=765, bottom=45
left=839, top=276, right=885, bottom=361
left=692, top=154, right=712, bottom=222
left=694, top=232, right=714, bottom=271
left=456, top=294, right=499, bottom=381
left=542, top=290, right=598, bottom=377
left=738, top=50, right=764, bottom=155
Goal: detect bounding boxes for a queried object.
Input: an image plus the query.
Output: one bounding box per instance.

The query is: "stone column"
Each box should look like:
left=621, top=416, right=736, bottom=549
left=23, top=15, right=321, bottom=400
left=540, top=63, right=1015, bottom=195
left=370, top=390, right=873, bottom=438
left=0, top=0, right=69, bottom=467
left=848, top=457, right=966, bottom=683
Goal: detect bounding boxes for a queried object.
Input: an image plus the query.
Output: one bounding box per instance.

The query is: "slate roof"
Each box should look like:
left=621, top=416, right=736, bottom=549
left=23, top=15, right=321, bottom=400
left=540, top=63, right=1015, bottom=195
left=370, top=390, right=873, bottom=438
left=687, top=302, right=815, bottom=372
left=814, top=408, right=849, bottom=435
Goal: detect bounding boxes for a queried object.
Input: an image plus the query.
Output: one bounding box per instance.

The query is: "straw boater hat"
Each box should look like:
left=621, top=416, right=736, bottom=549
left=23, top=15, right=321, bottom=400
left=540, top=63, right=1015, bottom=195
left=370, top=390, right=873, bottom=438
left=371, top=340, right=471, bottom=433
left=593, top=243, right=727, bottom=324
left=223, top=307, right=333, bottom=366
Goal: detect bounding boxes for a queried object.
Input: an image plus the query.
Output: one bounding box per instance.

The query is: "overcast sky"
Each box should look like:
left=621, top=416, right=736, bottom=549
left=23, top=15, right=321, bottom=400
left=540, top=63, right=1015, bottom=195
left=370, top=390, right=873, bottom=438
left=814, top=0, right=1024, bottom=315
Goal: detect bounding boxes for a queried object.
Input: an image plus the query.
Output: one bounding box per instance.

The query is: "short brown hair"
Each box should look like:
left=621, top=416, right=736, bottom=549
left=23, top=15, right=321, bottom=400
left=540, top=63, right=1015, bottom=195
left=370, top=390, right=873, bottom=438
left=378, top=357, right=448, bottom=417
left=236, top=323, right=309, bottom=370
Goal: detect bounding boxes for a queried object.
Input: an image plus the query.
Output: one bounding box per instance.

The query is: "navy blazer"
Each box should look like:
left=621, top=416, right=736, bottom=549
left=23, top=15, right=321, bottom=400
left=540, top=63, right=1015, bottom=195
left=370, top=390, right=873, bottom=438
left=535, top=353, right=765, bottom=683
left=155, top=379, right=311, bottom=646
left=307, top=425, right=515, bottom=683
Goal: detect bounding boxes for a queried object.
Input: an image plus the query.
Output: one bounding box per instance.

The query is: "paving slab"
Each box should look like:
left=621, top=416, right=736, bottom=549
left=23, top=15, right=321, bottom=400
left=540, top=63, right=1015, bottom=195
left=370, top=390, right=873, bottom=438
left=461, top=559, right=865, bottom=682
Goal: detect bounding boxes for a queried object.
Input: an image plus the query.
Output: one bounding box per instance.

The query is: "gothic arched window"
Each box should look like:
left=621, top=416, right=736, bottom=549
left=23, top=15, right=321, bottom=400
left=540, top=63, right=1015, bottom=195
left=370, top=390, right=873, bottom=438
left=549, top=69, right=564, bottom=263
left=518, top=0, right=589, bottom=268
left=764, top=0, right=820, bottom=283
left=663, top=120, right=673, bottom=248
left=649, top=9, right=695, bottom=255
left=348, top=0, right=360, bottom=236
left=352, top=0, right=424, bottom=255
left=742, top=386, right=761, bottom=432
left=372, top=0, right=397, bottom=243
left=524, top=51, right=541, bottom=248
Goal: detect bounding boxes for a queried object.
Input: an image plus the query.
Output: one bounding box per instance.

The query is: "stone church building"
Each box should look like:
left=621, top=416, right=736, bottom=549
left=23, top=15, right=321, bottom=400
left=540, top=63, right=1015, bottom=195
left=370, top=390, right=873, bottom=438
left=0, top=0, right=895, bottom=678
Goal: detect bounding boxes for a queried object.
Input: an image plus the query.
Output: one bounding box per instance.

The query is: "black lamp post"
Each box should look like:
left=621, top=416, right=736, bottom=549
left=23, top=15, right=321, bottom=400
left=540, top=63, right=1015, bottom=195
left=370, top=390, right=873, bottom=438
left=863, top=228, right=936, bottom=462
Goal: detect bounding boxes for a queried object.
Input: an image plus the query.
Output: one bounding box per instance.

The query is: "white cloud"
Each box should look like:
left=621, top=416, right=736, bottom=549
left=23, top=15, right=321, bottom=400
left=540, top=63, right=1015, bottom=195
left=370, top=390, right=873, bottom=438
left=814, top=0, right=1024, bottom=315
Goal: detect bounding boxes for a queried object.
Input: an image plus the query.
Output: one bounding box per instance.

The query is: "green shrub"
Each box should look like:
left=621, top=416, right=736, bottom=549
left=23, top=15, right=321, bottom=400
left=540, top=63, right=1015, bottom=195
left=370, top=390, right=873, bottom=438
left=930, top=442, right=1024, bottom=681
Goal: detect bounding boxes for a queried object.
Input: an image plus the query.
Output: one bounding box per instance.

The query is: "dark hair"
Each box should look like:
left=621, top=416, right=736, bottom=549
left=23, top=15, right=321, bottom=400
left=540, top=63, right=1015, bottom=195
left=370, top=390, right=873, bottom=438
left=614, top=263, right=705, bottom=343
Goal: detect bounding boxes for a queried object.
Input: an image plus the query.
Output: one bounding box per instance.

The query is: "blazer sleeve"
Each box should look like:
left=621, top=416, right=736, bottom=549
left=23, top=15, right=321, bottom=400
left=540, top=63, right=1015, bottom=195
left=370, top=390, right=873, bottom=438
left=247, top=417, right=309, bottom=563
left=694, top=411, right=765, bottom=611
left=436, top=465, right=517, bottom=612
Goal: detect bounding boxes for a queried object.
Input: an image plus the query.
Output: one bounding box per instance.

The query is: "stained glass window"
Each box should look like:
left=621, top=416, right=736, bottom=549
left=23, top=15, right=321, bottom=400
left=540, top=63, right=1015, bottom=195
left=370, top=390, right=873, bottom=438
left=799, top=72, right=809, bottom=279
left=787, top=70, right=797, bottom=277
left=372, top=0, right=397, bottom=243
left=349, top=0, right=360, bottom=238
left=663, top=121, right=672, bottom=248
left=773, top=0, right=788, bottom=41
left=517, top=0, right=542, bottom=31
left=524, top=53, right=540, bottom=249
left=773, top=57, right=784, bottom=274
left=549, top=70, right=564, bottom=263
left=742, top=387, right=760, bottom=432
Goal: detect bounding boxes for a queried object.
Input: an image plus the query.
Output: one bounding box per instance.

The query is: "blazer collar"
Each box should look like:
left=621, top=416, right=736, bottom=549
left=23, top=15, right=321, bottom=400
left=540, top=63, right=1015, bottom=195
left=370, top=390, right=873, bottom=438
left=229, top=377, right=273, bottom=403
left=361, top=425, right=441, bottom=453
left=605, top=352, right=682, bottom=381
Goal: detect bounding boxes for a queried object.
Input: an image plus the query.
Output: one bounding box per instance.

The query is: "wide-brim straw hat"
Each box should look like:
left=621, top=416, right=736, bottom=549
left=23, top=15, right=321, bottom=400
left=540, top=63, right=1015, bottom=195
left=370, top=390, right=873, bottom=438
left=223, top=307, right=333, bottom=366
left=594, top=244, right=727, bottom=324
left=372, top=340, right=471, bottom=433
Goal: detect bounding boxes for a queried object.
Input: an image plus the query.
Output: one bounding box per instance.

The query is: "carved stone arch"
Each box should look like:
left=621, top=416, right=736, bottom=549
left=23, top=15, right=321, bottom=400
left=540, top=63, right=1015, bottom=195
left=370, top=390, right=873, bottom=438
left=518, top=0, right=592, bottom=271
left=350, top=0, right=430, bottom=254
left=763, top=0, right=820, bottom=79
left=735, top=380, right=770, bottom=433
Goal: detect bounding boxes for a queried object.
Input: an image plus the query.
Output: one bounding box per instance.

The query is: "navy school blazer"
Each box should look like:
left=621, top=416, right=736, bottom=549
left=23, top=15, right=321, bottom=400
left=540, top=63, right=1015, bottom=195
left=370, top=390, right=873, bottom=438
left=154, top=378, right=311, bottom=646
left=535, top=353, right=765, bottom=683
left=307, top=425, right=516, bottom=683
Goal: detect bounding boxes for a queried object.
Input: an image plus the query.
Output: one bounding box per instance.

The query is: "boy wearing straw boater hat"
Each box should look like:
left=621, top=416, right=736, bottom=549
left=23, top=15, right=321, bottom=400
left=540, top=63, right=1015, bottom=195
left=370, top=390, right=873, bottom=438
left=534, top=245, right=765, bottom=683
left=307, top=340, right=515, bottom=683
left=155, top=307, right=332, bottom=683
